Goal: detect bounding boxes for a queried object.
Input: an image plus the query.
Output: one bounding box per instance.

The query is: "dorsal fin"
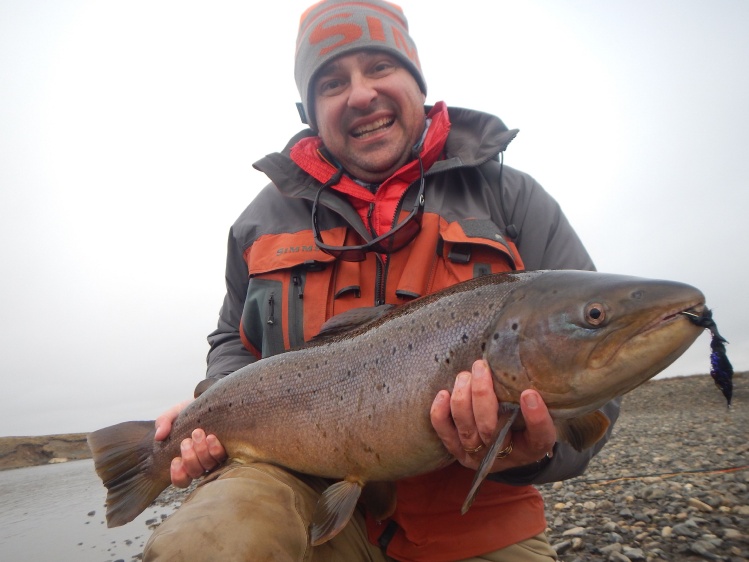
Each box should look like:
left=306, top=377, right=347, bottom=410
left=312, top=305, right=396, bottom=340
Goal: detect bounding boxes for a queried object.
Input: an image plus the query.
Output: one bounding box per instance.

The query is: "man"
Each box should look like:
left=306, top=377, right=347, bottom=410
left=145, top=1, right=620, bottom=560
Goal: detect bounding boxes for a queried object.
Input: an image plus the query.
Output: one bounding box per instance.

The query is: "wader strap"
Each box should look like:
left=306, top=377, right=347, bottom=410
left=377, top=520, right=399, bottom=553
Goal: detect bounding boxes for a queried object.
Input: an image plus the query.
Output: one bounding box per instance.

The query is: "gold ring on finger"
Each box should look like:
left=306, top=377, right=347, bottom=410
left=462, top=443, right=485, bottom=454
left=495, top=440, right=513, bottom=459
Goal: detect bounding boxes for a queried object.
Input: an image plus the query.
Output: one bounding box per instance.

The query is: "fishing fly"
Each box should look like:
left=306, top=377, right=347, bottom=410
left=681, top=309, right=733, bottom=407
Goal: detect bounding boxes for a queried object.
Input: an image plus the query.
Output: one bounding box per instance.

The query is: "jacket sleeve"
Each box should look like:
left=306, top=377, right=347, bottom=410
left=488, top=166, right=622, bottom=484
left=502, top=166, right=595, bottom=272
left=200, top=224, right=257, bottom=396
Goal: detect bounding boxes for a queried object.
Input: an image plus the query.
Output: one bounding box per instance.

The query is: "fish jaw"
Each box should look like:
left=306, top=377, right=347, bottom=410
left=485, top=270, right=705, bottom=416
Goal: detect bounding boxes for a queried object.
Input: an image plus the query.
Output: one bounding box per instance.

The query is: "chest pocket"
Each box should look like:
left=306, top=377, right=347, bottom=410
left=431, top=218, right=524, bottom=290
left=240, top=231, right=342, bottom=359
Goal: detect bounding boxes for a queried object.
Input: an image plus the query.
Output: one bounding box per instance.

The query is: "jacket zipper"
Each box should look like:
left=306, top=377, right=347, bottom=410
left=366, top=203, right=387, bottom=306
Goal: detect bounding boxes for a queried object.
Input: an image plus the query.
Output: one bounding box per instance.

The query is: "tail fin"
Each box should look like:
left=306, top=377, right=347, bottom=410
left=87, top=420, right=171, bottom=527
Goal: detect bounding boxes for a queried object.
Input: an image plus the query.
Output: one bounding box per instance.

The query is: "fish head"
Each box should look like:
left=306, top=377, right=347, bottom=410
left=484, top=270, right=705, bottom=416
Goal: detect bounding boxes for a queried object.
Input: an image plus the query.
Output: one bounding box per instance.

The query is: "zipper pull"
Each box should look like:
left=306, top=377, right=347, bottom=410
left=267, top=294, right=275, bottom=325
left=293, top=275, right=303, bottom=299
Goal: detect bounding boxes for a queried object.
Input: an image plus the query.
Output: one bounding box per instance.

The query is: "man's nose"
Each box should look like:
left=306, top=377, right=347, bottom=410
left=347, top=75, right=377, bottom=110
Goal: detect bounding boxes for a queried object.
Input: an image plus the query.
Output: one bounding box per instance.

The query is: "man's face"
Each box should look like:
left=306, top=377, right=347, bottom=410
left=312, top=50, right=427, bottom=184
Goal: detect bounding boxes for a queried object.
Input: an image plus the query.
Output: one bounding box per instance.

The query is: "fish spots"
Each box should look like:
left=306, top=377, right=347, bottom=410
left=631, top=290, right=644, bottom=300
left=512, top=323, right=518, bottom=331
left=408, top=343, right=413, bottom=351
left=375, top=382, right=391, bottom=394
left=493, top=332, right=500, bottom=340
left=481, top=341, right=486, bottom=352
left=392, top=346, right=397, bottom=355
left=461, top=333, right=469, bottom=343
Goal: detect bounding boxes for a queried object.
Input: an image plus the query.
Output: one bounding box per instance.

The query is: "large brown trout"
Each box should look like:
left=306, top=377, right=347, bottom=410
left=88, top=270, right=712, bottom=545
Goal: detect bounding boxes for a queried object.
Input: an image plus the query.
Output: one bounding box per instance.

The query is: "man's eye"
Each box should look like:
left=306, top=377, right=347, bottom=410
left=318, top=79, right=343, bottom=95
left=372, top=62, right=395, bottom=75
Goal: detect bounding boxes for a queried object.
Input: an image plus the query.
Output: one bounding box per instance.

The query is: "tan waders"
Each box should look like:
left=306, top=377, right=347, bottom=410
left=143, top=463, right=556, bottom=562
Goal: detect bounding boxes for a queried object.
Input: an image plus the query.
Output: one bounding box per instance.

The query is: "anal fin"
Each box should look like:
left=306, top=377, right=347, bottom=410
left=310, top=478, right=363, bottom=546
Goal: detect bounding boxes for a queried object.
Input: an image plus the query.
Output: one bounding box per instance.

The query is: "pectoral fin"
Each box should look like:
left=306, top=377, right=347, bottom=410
left=462, top=403, right=520, bottom=514
left=556, top=410, right=610, bottom=452
left=310, top=478, right=363, bottom=546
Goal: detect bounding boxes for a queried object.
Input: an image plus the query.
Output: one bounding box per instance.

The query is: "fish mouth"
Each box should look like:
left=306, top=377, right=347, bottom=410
left=350, top=117, right=395, bottom=139
left=636, top=300, right=706, bottom=338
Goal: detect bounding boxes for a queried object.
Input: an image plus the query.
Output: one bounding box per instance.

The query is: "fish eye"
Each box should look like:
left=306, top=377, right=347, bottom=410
left=585, top=303, right=606, bottom=326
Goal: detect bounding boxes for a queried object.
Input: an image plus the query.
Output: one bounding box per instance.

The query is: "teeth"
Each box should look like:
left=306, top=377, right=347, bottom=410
left=352, top=117, right=394, bottom=138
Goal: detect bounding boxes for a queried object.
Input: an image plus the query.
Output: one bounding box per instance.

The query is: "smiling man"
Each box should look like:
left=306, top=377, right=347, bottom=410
left=143, top=2, right=619, bottom=561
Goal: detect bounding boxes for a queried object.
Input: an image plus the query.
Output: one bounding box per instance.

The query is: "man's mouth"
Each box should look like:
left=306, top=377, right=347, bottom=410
left=350, top=117, right=394, bottom=139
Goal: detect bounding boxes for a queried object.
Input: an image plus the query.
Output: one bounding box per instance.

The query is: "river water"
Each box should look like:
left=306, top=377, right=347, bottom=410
left=0, top=459, right=179, bottom=561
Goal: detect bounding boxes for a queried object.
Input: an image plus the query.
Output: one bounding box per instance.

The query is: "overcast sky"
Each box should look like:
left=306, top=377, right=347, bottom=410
left=2, top=0, right=747, bottom=437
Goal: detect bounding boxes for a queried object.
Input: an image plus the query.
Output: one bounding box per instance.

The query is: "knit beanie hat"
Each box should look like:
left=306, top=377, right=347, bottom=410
left=295, top=0, right=426, bottom=128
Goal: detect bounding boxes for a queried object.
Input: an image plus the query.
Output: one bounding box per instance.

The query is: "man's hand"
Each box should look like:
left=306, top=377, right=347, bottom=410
left=430, top=360, right=556, bottom=472
left=154, top=400, right=228, bottom=488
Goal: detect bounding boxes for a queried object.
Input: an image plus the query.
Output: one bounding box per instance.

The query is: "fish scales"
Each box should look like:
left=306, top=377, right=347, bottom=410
left=88, top=269, right=715, bottom=542
left=170, top=271, right=533, bottom=481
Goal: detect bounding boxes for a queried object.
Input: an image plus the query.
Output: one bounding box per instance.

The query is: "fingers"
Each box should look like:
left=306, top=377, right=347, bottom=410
left=450, top=361, right=498, bottom=448
left=431, top=360, right=502, bottom=467
left=518, top=389, right=556, bottom=458
left=170, top=429, right=228, bottom=487
left=155, top=400, right=229, bottom=488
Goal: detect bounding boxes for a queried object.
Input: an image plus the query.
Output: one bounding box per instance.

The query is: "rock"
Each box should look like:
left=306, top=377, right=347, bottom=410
left=552, top=540, right=572, bottom=555
left=621, top=546, right=645, bottom=560
left=600, top=543, right=623, bottom=555
left=672, top=523, right=699, bottom=538
left=559, top=527, right=585, bottom=539
left=690, top=539, right=722, bottom=560
left=688, top=497, right=714, bottom=512
left=608, top=551, right=632, bottom=562
left=722, top=528, right=742, bottom=540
